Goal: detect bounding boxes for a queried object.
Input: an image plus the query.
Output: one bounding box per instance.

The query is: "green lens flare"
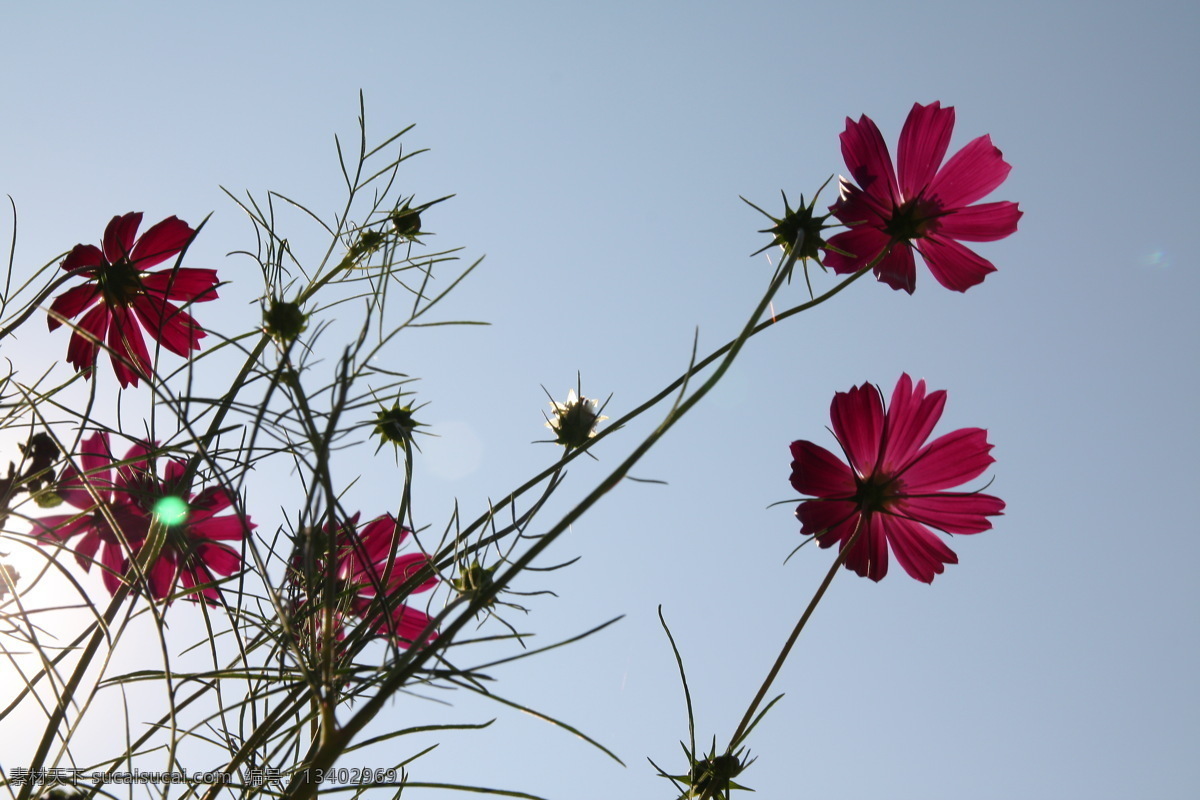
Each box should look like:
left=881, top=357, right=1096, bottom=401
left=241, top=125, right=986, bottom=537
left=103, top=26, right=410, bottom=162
left=153, top=496, right=190, bottom=526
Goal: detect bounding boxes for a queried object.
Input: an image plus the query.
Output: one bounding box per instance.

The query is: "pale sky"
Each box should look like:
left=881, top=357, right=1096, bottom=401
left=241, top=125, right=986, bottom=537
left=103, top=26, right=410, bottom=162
left=1, top=3, right=1197, bottom=799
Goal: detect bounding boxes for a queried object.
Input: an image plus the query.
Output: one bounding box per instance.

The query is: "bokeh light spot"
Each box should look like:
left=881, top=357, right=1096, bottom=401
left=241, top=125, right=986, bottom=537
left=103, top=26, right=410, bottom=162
left=153, top=496, right=190, bottom=527
left=1140, top=248, right=1171, bottom=269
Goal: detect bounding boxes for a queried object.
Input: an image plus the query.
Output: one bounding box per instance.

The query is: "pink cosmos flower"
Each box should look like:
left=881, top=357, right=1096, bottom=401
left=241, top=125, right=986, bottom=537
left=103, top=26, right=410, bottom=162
left=116, top=446, right=253, bottom=605
left=823, top=102, right=1022, bottom=293
left=48, top=212, right=219, bottom=387
left=33, top=432, right=149, bottom=596
left=336, top=513, right=438, bottom=648
left=34, top=432, right=252, bottom=603
left=789, top=374, right=1005, bottom=583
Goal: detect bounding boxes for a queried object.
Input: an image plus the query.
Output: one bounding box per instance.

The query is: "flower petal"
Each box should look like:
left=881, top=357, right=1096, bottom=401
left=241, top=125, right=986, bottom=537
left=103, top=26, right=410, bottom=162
left=839, top=115, right=899, bottom=205
left=48, top=284, right=101, bottom=330
left=874, top=242, right=919, bottom=294
left=823, top=225, right=892, bottom=276
left=934, top=201, right=1022, bottom=242
left=103, top=213, right=143, bottom=263
left=843, top=513, right=889, bottom=581
left=132, top=294, right=205, bottom=356
left=190, top=513, right=250, bottom=542
left=916, top=235, right=997, bottom=292
left=928, top=134, right=1013, bottom=208
left=99, top=537, right=130, bottom=596
left=382, top=553, right=439, bottom=595
left=191, top=485, right=233, bottom=516
left=141, top=267, right=220, bottom=302
left=114, top=440, right=156, bottom=489
left=61, top=244, right=106, bottom=273
left=830, top=382, right=884, bottom=476
left=370, top=603, right=437, bottom=648
left=897, top=102, right=954, bottom=199
left=32, top=513, right=95, bottom=542
left=179, top=563, right=222, bottom=604
left=65, top=304, right=111, bottom=375
left=196, top=542, right=243, bottom=576
left=107, top=306, right=151, bottom=388
left=129, top=216, right=194, bottom=268
left=789, top=440, right=856, bottom=498
left=74, top=529, right=102, bottom=571
left=881, top=515, right=958, bottom=583
left=881, top=374, right=946, bottom=472
left=795, top=499, right=859, bottom=542
left=145, top=552, right=178, bottom=600
left=896, top=492, right=1005, bottom=534
left=902, top=427, right=996, bottom=492
left=391, top=606, right=437, bottom=647
left=830, top=181, right=891, bottom=228
left=56, top=432, right=116, bottom=507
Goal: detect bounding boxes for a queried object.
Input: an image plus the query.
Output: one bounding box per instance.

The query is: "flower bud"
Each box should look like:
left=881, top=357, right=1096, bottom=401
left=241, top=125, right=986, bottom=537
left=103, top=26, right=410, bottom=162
left=390, top=209, right=422, bottom=239
left=545, top=389, right=607, bottom=449
left=263, top=299, right=308, bottom=343
left=452, top=560, right=497, bottom=607
left=374, top=402, right=423, bottom=450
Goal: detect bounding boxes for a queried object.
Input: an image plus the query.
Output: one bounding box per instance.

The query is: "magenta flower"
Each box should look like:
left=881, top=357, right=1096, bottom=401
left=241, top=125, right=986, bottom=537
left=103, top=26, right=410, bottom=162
left=789, top=374, right=1005, bottom=582
left=823, top=102, right=1022, bottom=293
left=48, top=212, right=219, bottom=387
left=33, top=432, right=149, bottom=596
left=336, top=513, right=438, bottom=648
left=34, top=433, right=252, bottom=603
left=117, top=449, right=253, bottom=605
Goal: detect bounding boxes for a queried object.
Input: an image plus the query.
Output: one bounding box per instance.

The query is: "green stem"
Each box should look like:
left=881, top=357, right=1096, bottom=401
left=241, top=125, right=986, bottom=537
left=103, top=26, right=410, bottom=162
left=723, top=522, right=864, bottom=757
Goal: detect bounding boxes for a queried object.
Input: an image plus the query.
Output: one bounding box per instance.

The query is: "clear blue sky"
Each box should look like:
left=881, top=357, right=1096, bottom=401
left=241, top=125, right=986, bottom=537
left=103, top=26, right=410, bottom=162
left=2, top=2, right=1197, bottom=799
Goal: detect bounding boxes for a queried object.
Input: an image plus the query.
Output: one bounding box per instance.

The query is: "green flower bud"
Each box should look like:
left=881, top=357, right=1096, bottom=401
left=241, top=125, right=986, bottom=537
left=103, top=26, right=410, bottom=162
left=545, top=389, right=607, bottom=449
left=390, top=209, right=422, bottom=239
left=752, top=189, right=833, bottom=262
left=263, top=299, right=308, bottom=343
left=452, top=560, right=497, bottom=607
left=374, top=402, right=423, bottom=450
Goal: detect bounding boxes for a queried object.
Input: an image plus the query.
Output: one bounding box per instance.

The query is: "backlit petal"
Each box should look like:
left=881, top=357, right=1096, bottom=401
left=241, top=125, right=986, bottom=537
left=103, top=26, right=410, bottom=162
left=896, top=492, right=1005, bottom=534
left=830, top=382, right=885, bottom=476
left=881, top=374, right=946, bottom=471
left=191, top=514, right=250, bottom=542
left=935, top=201, right=1022, bottom=242
left=197, top=542, right=242, bottom=576
left=789, top=440, right=855, bottom=498
left=129, top=216, right=194, bottom=268
left=103, top=213, right=143, bottom=263
left=881, top=515, right=958, bottom=583
left=844, top=513, right=889, bottom=581
left=823, top=226, right=892, bottom=276
left=839, top=115, right=899, bottom=204
left=917, top=235, right=997, bottom=292
left=897, top=102, right=954, bottom=199
left=107, top=307, right=151, bottom=388
left=65, top=304, right=111, bottom=374
left=873, top=242, right=918, bottom=294
left=902, top=428, right=995, bottom=492
left=929, top=134, right=1012, bottom=208
left=132, top=294, right=205, bottom=356
left=48, top=284, right=101, bottom=330
left=795, top=499, right=860, bottom=543
left=141, top=267, right=220, bottom=302
left=61, top=243, right=105, bottom=272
